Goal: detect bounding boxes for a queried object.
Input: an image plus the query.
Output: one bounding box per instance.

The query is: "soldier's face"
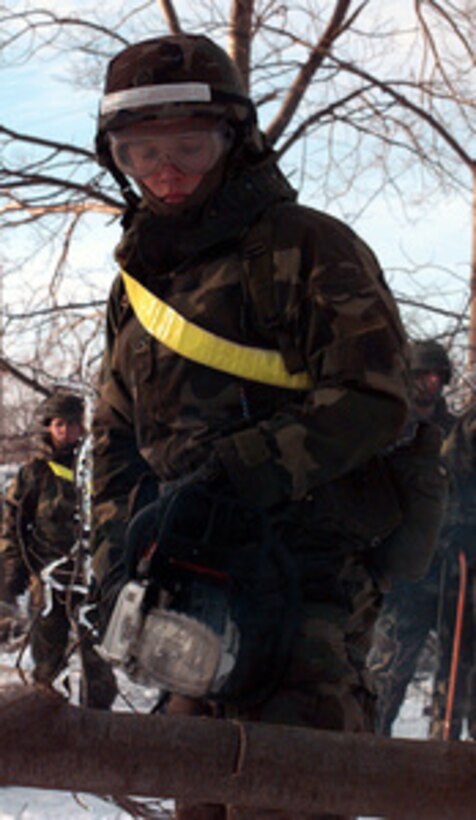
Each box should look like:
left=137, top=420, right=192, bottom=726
left=142, top=163, right=204, bottom=204
left=48, top=417, right=83, bottom=450
left=109, top=117, right=229, bottom=205
left=412, top=370, right=445, bottom=406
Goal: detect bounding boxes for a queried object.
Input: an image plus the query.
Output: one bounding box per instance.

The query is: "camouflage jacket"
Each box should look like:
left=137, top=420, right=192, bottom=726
left=0, top=442, right=80, bottom=597
left=406, top=395, right=456, bottom=439
left=91, top=169, right=409, bottom=585
left=439, top=405, right=476, bottom=563
left=427, top=396, right=457, bottom=438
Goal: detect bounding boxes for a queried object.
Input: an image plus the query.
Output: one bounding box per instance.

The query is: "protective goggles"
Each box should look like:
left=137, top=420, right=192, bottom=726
left=109, top=126, right=228, bottom=179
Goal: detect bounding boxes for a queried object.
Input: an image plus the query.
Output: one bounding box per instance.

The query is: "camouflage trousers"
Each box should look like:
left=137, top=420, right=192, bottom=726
left=368, top=556, right=474, bottom=738
left=367, top=576, right=441, bottom=736
left=30, top=587, right=117, bottom=709
left=430, top=566, right=476, bottom=740
left=169, top=551, right=382, bottom=820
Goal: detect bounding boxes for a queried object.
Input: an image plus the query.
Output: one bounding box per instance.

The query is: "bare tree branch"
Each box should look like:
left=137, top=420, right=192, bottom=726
left=156, top=0, right=182, bottom=34
left=266, top=0, right=369, bottom=144
left=330, top=56, right=475, bottom=170
left=228, top=0, right=253, bottom=91
left=0, top=357, right=51, bottom=397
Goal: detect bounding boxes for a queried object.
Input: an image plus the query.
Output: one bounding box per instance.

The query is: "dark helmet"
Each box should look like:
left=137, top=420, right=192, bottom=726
left=39, top=390, right=85, bottom=428
left=96, top=34, right=256, bottom=195
left=409, top=340, right=452, bottom=385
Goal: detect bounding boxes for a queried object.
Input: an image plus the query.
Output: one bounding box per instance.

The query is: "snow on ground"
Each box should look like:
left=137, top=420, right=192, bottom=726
left=0, top=790, right=137, bottom=819
left=0, top=644, right=173, bottom=819
left=0, top=642, right=433, bottom=819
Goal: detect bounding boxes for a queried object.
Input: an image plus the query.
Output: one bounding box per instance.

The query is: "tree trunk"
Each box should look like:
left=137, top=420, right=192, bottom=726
left=1, top=685, right=476, bottom=818
left=468, top=169, right=476, bottom=374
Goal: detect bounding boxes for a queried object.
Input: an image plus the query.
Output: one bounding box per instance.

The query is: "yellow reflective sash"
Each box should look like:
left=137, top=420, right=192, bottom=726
left=48, top=461, right=74, bottom=482
left=122, top=270, right=312, bottom=390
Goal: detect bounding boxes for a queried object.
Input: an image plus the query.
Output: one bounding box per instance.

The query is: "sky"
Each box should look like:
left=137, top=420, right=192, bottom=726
left=1, top=0, right=473, bottom=369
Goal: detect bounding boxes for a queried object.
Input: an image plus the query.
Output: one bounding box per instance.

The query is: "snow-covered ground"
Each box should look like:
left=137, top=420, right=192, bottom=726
left=0, top=642, right=173, bottom=819
left=0, top=640, right=432, bottom=819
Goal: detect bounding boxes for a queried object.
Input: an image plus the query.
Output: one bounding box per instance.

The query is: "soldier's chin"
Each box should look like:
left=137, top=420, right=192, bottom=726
left=56, top=442, right=76, bottom=454
left=138, top=157, right=227, bottom=217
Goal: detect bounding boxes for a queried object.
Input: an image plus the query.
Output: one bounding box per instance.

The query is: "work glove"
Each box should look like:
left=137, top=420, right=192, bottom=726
left=85, top=457, right=263, bottom=639
left=125, top=457, right=267, bottom=583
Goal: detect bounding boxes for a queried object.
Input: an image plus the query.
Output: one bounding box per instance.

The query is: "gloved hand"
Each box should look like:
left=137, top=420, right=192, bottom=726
left=82, top=460, right=231, bottom=640
left=89, top=458, right=267, bottom=642
left=125, top=457, right=266, bottom=582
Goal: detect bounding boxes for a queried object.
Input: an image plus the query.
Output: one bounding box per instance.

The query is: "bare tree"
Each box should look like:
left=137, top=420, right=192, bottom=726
left=0, top=0, right=474, bottom=429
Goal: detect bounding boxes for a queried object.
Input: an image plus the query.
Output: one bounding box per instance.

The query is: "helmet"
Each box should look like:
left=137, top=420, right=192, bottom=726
left=96, top=35, right=258, bottom=208
left=409, top=340, right=452, bottom=385
left=40, top=390, right=85, bottom=427
left=97, top=34, right=255, bottom=157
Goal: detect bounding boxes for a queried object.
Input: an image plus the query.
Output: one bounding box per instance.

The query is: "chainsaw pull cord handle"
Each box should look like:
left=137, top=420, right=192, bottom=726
left=443, top=549, right=467, bottom=741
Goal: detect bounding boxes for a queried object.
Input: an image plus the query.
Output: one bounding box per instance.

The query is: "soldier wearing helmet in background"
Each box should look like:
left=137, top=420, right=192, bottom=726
left=0, top=390, right=117, bottom=709
left=429, top=401, right=476, bottom=740
left=89, top=34, right=448, bottom=819
left=409, top=340, right=454, bottom=427
left=368, top=340, right=456, bottom=736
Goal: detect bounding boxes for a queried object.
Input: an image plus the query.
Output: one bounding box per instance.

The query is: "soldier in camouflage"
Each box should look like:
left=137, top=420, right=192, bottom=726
left=89, top=33, right=443, bottom=819
left=430, top=403, right=476, bottom=740
left=368, top=340, right=456, bottom=735
left=0, top=390, right=117, bottom=709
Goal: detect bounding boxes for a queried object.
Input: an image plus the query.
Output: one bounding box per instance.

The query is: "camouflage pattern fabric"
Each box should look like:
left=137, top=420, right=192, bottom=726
left=225, top=551, right=382, bottom=733
left=91, top=148, right=410, bottom=747
left=0, top=441, right=80, bottom=589
left=368, top=397, right=456, bottom=735
left=429, top=404, right=476, bottom=739
left=0, top=442, right=117, bottom=708
left=92, top=193, right=409, bottom=584
left=368, top=565, right=443, bottom=735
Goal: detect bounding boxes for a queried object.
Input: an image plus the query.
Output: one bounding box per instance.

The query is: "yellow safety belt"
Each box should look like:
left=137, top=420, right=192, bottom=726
left=122, top=270, right=312, bottom=391
left=48, top=461, right=74, bottom=482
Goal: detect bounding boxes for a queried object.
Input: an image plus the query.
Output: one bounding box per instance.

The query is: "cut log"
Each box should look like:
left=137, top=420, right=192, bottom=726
left=0, top=685, right=475, bottom=818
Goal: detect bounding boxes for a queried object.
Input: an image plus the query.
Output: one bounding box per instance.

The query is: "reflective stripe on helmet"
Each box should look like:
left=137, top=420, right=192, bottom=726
left=121, top=270, right=312, bottom=391
left=48, top=461, right=74, bottom=482
left=101, top=83, right=212, bottom=115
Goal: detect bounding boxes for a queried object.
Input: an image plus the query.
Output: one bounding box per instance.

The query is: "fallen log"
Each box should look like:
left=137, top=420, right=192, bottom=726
left=0, top=684, right=475, bottom=818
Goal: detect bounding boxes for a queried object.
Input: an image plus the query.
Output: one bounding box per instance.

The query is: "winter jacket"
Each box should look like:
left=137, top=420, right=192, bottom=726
left=0, top=442, right=80, bottom=598
left=91, top=162, right=409, bottom=588
left=440, top=404, right=476, bottom=563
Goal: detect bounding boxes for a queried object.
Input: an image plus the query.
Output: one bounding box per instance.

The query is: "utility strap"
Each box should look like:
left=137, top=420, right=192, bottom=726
left=121, top=270, right=312, bottom=391
left=48, top=461, right=74, bottom=482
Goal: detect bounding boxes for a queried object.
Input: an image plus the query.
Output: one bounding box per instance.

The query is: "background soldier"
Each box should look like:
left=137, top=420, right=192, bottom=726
left=0, top=390, right=117, bottom=709
left=368, top=340, right=456, bottom=735
left=430, top=403, right=476, bottom=740
left=88, top=34, right=447, bottom=819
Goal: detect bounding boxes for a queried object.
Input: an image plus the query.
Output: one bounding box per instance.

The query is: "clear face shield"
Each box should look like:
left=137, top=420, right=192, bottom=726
left=108, top=120, right=230, bottom=180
